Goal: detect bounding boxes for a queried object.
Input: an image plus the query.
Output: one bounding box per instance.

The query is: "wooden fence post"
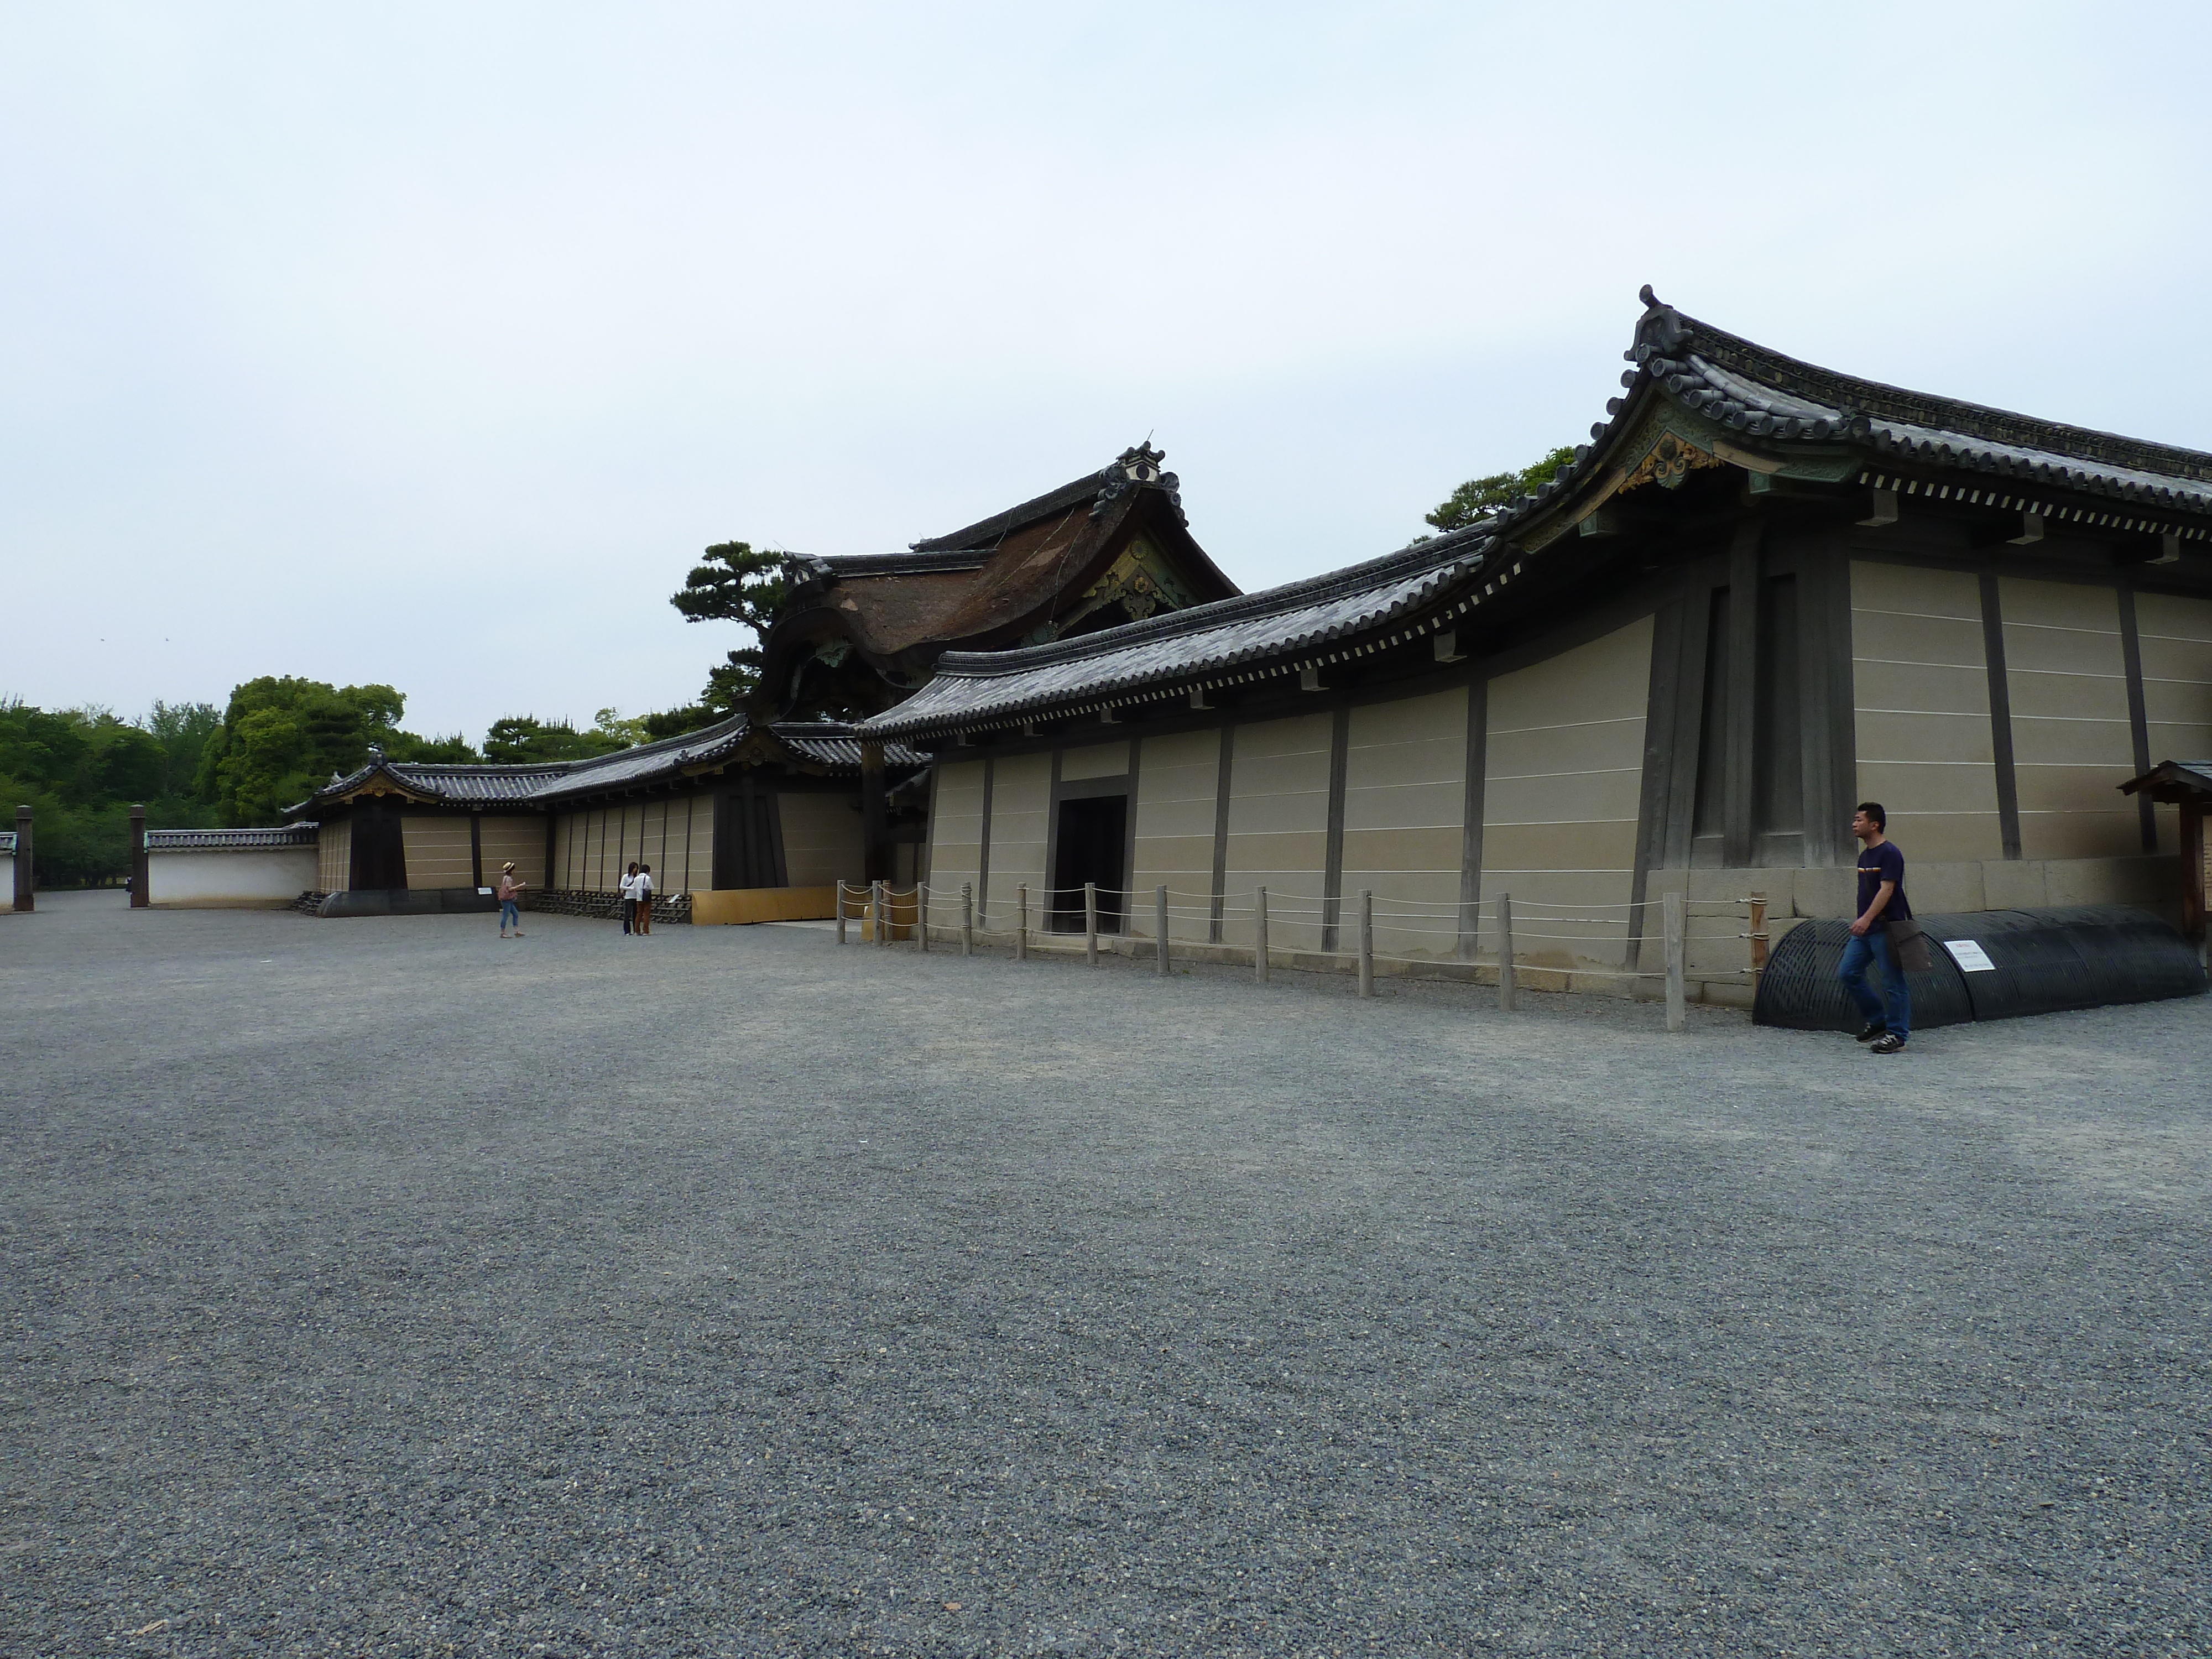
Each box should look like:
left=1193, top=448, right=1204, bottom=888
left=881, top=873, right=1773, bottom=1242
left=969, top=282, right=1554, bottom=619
left=917, top=884, right=929, bottom=952
left=1254, top=886, right=1269, bottom=984
left=1357, top=888, right=1373, bottom=998
left=1016, top=884, right=1028, bottom=961
left=1085, top=881, right=1099, bottom=966
left=129, top=804, right=149, bottom=909
left=14, top=805, right=32, bottom=912
left=1665, top=890, right=1687, bottom=1032
left=1155, top=885, right=1169, bottom=977
left=1496, top=891, right=1517, bottom=1012
left=962, top=882, right=974, bottom=956
left=1746, top=890, right=1767, bottom=987
left=836, top=881, right=848, bottom=945
left=872, top=879, right=885, bottom=946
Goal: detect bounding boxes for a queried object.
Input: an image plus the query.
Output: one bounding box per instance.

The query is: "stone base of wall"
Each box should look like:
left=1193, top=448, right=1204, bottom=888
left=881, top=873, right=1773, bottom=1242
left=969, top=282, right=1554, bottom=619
left=529, top=888, right=692, bottom=925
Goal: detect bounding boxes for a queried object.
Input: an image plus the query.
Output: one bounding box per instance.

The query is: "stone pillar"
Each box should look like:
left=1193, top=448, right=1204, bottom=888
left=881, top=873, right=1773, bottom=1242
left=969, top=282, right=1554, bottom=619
left=130, top=805, right=149, bottom=907
left=860, top=742, right=890, bottom=885
left=13, top=805, right=30, bottom=911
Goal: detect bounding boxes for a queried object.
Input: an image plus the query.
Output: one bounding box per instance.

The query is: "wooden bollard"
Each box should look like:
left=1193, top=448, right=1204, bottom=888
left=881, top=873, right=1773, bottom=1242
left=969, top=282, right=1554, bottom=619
left=1254, top=886, right=1269, bottom=984
left=1357, top=888, right=1373, bottom=998
left=1747, top=890, right=1768, bottom=976
left=872, top=880, right=886, bottom=946
left=1496, top=890, right=1517, bottom=1011
left=836, top=881, right=848, bottom=945
left=1664, top=889, right=1687, bottom=1032
left=1016, top=884, right=1028, bottom=961
left=1085, top=881, right=1099, bottom=966
left=1155, top=885, right=1169, bottom=977
left=961, top=882, right=974, bottom=956
left=917, top=884, right=929, bottom=952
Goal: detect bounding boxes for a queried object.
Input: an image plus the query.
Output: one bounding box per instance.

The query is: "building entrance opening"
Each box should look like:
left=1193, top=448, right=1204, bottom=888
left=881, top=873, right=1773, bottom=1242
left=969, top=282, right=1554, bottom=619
left=714, top=784, right=784, bottom=890
left=349, top=800, right=406, bottom=890
left=1051, top=795, right=1126, bottom=932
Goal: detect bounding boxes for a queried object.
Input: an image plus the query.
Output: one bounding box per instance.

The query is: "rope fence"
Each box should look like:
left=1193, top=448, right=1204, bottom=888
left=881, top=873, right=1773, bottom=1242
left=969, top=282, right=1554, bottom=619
left=831, top=877, right=1777, bottom=1031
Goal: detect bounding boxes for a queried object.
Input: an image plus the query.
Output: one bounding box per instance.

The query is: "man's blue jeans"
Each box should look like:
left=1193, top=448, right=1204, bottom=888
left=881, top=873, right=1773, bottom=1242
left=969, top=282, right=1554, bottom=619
left=1838, top=927, right=1911, bottom=1038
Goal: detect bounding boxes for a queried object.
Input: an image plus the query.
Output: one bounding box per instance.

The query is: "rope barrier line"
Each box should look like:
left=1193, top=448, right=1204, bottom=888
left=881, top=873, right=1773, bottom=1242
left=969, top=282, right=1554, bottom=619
left=839, top=879, right=1769, bottom=1013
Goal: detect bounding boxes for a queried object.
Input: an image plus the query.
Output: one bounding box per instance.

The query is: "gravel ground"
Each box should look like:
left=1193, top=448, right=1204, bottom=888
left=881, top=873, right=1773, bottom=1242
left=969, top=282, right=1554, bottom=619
left=3, top=890, right=2208, bottom=1657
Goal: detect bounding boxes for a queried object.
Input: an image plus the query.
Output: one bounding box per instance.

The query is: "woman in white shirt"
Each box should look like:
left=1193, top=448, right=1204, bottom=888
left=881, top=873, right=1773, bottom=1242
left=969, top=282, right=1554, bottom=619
left=620, top=863, right=639, bottom=934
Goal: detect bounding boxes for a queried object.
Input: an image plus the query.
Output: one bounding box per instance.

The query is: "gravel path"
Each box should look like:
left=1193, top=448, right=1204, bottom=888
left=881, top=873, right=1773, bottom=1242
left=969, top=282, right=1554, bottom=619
left=3, top=890, right=2208, bottom=1656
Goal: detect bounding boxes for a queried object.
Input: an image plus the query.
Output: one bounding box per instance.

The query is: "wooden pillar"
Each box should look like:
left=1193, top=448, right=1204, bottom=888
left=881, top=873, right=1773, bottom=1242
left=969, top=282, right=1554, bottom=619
left=1254, top=886, right=1269, bottom=984
left=860, top=742, right=890, bottom=885
left=1084, top=881, right=1099, bottom=966
left=1664, top=890, right=1687, bottom=1032
left=1357, top=889, right=1373, bottom=999
left=961, top=881, right=974, bottom=956
left=13, top=805, right=30, bottom=911
left=1496, top=891, right=1516, bottom=1012
left=130, top=805, right=149, bottom=907
left=1155, top=885, right=1169, bottom=977
left=2182, top=801, right=2205, bottom=944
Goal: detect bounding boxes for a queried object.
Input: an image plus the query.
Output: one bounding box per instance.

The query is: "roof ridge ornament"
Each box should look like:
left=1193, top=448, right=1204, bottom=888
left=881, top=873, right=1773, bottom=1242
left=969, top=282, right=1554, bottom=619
left=1634, top=283, right=1693, bottom=357
left=1091, top=442, right=1182, bottom=520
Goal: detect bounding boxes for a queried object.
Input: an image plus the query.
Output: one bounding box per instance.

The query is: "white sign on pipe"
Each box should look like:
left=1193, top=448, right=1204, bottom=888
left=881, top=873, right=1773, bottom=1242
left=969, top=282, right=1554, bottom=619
left=1945, top=938, right=1997, bottom=973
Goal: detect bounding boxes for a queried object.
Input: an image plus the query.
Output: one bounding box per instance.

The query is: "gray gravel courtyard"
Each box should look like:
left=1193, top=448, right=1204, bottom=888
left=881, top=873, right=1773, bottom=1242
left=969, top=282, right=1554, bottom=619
left=3, top=889, right=2209, bottom=1657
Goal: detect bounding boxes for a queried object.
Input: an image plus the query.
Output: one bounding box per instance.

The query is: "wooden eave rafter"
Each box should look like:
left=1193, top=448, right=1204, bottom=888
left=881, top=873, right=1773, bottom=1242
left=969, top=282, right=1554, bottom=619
left=330, top=773, right=441, bottom=807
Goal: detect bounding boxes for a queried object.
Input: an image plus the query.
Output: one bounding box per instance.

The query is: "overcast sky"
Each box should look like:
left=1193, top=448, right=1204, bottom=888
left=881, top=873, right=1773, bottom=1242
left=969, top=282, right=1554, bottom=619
left=6, top=2, right=2210, bottom=742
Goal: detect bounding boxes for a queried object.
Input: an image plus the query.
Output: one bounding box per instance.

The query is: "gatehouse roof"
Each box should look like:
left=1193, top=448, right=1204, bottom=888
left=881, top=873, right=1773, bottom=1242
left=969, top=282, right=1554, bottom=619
left=288, top=714, right=925, bottom=818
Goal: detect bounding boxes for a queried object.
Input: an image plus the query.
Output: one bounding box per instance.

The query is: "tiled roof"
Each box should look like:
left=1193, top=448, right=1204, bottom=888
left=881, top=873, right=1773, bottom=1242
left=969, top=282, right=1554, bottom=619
left=294, top=716, right=925, bottom=816
left=1627, top=293, right=2212, bottom=512
left=862, top=288, right=2212, bottom=742
left=147, top=825, right=319, bottom=851
left=860, top=531, right=1491, bottom=738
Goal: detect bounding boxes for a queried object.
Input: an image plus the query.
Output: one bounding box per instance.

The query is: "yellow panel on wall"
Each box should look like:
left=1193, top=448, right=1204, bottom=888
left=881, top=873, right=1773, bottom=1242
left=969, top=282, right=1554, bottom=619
left=2001, top=577, right=2139, bottom=859
left=1480, top=617, right=1652, bottom=968
left=1851, top=561, right=2003, bottom=860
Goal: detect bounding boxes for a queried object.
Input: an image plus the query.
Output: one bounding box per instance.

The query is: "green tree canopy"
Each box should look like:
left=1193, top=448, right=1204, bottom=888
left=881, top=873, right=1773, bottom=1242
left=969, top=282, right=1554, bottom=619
left=1425, top=445, right=1577, bottom=535
left=483, top=716, right=627, bottom=765
left=670, top=540, right=789, bottom=710
left=0, top=698, right=221, bottom=886
left=194, top=677, right=476, bottom=824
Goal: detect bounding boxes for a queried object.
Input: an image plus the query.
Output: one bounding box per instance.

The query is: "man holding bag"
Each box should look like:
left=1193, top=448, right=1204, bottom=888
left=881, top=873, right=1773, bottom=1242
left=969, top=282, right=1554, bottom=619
left=1840, top=802, right=1918, bottom=1055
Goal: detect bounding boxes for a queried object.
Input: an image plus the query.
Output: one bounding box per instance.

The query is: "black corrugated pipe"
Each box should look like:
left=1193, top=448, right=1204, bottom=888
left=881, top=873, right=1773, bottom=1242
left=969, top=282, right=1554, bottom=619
left=1754, top=905, right=2205, bottom=1031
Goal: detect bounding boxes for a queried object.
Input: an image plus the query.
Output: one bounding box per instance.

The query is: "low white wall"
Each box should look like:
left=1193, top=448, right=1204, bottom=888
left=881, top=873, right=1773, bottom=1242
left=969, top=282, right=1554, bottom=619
left=0, top=852, right=13, bottom=905
left=148, top=847, right=319, bottom=908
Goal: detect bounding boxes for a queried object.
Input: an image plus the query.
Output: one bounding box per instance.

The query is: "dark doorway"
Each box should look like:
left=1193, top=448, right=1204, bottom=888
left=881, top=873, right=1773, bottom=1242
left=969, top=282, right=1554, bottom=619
left=713, top=783, right=785, bottom=890
left=349, top=801, right=407, bottom=890
left=1050, top=795, right=1126, bottom=931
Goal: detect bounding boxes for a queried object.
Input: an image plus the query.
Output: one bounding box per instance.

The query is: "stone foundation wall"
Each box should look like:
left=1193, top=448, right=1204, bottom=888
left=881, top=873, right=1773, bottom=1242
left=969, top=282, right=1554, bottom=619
left=528, top=887, right=693, bottom=925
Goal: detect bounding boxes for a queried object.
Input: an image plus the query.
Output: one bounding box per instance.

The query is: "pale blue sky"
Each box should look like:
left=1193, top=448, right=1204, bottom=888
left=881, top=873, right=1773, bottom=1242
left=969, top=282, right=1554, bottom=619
left=5, top=2, right=2209, bottom=742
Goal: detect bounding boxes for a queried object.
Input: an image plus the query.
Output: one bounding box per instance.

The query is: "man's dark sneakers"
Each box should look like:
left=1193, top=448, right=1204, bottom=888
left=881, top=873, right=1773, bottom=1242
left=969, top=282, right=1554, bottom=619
left=1870, top=1033, right=1907, bottom=1055
left=1856, top=1022, right=1887, bottom=1042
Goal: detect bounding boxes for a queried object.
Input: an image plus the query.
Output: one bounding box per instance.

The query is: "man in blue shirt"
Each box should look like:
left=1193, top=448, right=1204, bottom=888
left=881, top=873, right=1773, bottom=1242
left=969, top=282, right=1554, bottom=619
left=1840, top=802, right=1911, bottom=1054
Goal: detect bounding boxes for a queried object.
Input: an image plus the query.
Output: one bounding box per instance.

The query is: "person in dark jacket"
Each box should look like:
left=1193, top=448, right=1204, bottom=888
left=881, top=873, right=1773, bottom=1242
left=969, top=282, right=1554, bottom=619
left=1839, top=802, right=1911, bottom=1054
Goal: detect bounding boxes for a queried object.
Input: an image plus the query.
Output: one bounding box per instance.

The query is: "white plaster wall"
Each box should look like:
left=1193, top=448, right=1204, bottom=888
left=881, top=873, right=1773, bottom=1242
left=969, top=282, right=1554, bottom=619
left=148, top=848, right=319, bottom=907
left=0, top=852, right=13, bottom=903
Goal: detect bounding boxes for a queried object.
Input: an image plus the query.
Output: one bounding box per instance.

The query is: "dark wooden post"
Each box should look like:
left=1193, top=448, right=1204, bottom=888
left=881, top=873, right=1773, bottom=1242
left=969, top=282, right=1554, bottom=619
left=2182, top=801, right=2205, bottom=944
left=13, top=805, right=30, bottom=911
left=860, top=742, right=890, bottom=885
left=130, top=805, right=149, bottom=907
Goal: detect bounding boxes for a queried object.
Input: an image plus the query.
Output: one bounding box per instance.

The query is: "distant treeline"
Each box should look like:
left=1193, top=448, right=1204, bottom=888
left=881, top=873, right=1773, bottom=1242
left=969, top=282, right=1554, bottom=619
left=2, top=677, right=728, bottom=888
